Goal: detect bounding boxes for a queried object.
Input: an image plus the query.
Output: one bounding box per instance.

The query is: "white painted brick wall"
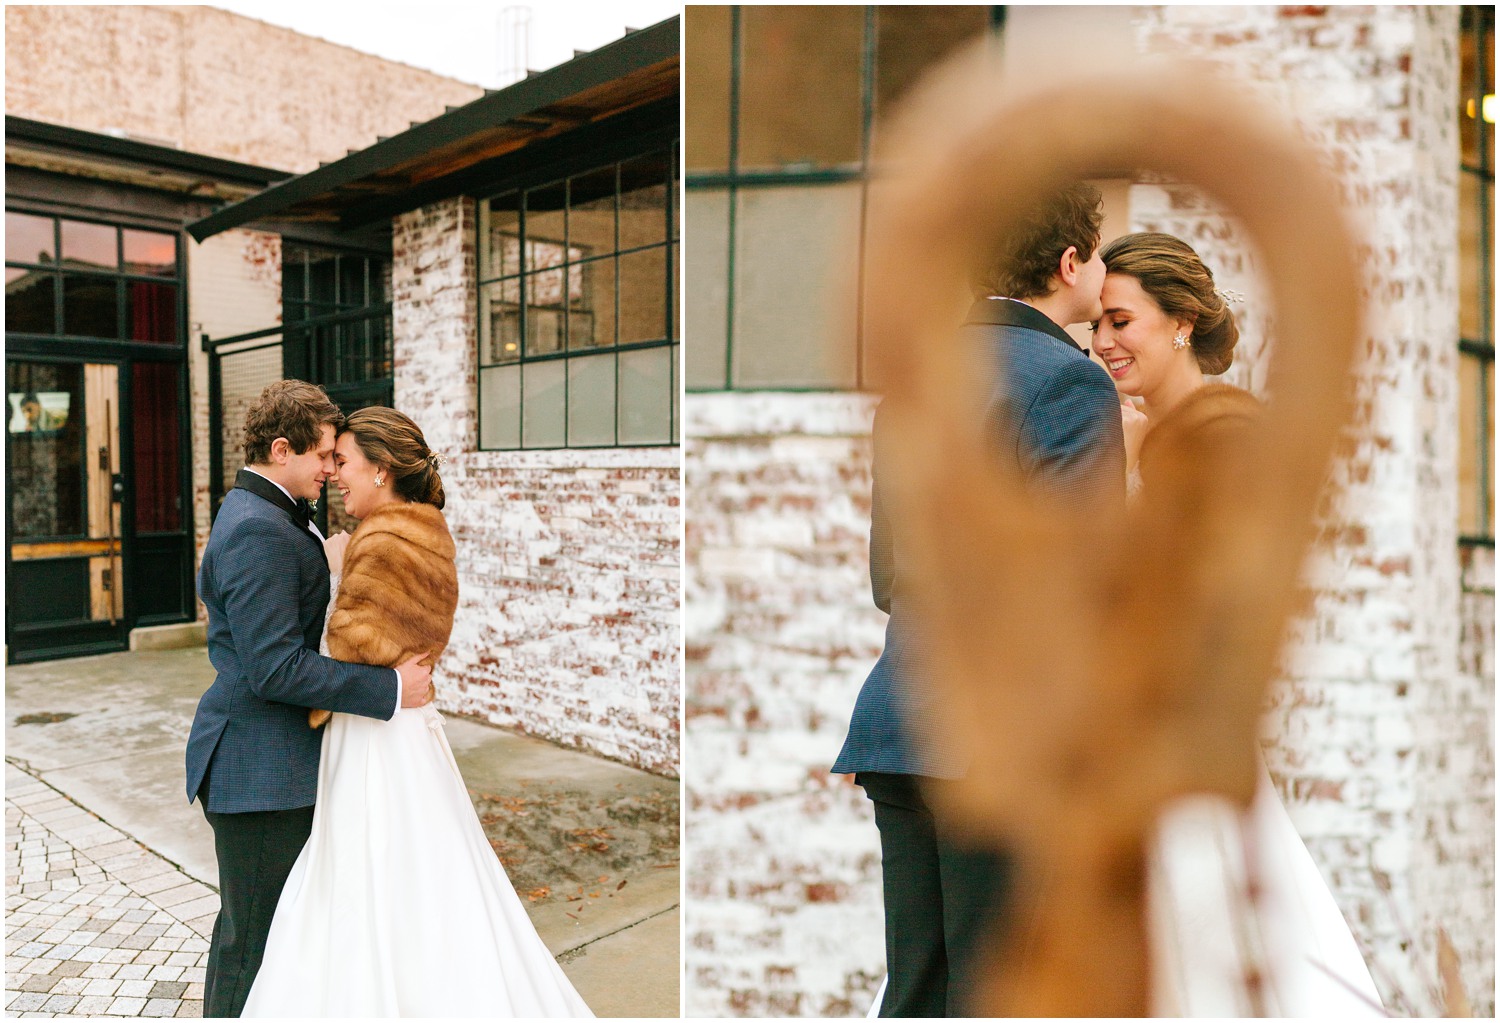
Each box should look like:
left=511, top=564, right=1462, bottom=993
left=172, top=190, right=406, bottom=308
left=391, top=198, right=680, bottom=776
left=684, top=5, right=1492, bottom=1016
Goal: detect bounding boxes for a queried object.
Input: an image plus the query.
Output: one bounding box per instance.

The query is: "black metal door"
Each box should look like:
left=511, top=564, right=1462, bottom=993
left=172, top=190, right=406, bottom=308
left=6, top=357, right=128, bottom=661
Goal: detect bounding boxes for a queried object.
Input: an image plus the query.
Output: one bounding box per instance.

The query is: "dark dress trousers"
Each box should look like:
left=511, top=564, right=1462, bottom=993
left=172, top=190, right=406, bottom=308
left=187, top=468, right=397, bottom=1017
left=833, top=298, right=1125, bottom=1016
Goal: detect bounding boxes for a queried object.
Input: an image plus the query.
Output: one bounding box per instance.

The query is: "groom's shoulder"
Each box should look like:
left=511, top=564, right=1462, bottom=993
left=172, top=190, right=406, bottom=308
left=206, top=489, right=294, bottom=553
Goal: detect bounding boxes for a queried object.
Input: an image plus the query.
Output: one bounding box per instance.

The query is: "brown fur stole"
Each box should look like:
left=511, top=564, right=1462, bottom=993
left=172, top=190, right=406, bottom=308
left=1137, top=382, right=1262, bottom=489
left=309, top=501, right=458, bottom=728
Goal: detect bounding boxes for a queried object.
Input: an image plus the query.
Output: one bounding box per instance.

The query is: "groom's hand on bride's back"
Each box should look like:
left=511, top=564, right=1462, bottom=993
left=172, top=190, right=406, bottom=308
left=397, top=652, right=436, bottom=708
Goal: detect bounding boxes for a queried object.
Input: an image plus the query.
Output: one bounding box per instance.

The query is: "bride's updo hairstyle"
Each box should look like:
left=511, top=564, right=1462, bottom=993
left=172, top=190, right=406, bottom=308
left=1100, top=232, right=1240, bottom=374
left=341, top=407, right=446, bottom=509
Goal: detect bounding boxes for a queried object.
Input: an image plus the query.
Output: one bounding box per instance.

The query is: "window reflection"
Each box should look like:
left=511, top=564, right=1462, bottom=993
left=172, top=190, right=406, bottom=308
left=122, top=229, right=177, bottom=277
left=7, top=362, right=85, bottom=539
left=6, top=212, right=55, bottom=265
left=6, top=269, right=56, bottom=334
left=62, top=275, right=119, bottom=339
left=60, top=219, right=117, bottom=271
left=477, top=145, right=677, bottom=449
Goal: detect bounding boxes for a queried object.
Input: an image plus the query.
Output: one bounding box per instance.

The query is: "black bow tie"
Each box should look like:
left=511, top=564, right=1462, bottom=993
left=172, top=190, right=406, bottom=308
left=294, top=499, right=314, bottom=528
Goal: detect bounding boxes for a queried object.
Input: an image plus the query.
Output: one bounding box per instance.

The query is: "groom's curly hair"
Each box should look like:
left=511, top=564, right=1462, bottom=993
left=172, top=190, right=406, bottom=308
left=243, top=380, right=345, bottom=465
left=971, top=181, right=1103, bottom=300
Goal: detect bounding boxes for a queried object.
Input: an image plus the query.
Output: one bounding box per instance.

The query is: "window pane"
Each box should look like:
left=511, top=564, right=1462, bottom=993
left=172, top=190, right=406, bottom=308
left=122, top=229, right=177, bottom=277
left=132, top=361, right=182, bottom=532
left=522, top=359, right=566, bottom=448
left=568, top=350, right=616, bottom=447
left=479, top=279, right=522, bottom=363
left=6, top=212, right=54, bottom=265
left=619, top=246, right=667, bottom=345
left=570, top=166, right=616, bottom=257
left=672, top=342, right=680, bottom=443
left=619, top=344, right=672, bottom=445
left=684, top=190, right=729, bottom=388
left=733, top=183, right=861, bottom=388
left=739, top=6, right=866, bottom=170
left=526, top=270, right=567, bottom=357
left=307, top=250, right=340, bottom=313
left=482, top=193, right=522, bottom=280
left=339, top=255, right=366, bottom=306
left=125, top=281, right=177, bottom=344
left=874, top=7, right=990, bottom=118
left=525, top=181, right=567, bottom=270
left=6, top=267, right=56, bottom=333
left=1459, top=173, right=1493, bottom=342
left=1459, top=352, right=1494, bottom=536
left=60, top=219, right=117, bottom=271
left=283, top=248, right=306, bottom=302
left=685, top=4, right=732, bottom=173
left=479, top=364, right=521, bottom=449
left=569, top=258, right=613, bottom=351
left=8, top=361, right=85, bottom=538
left=62, top=274, right=119, bottom=339
left=1460, top=8, right=1495, bottom=173
left=620, top=154, right=668, bottom=248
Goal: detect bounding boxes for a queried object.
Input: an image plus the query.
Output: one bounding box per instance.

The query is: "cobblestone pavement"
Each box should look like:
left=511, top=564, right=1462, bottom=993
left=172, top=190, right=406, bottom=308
left=5, top=762, right=212, bottom=1018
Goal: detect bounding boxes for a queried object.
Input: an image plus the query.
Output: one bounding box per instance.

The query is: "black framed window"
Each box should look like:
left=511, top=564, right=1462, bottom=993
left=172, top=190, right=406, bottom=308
left=684, top=6, right=996, bottom=391
left=477, top=144, right=679, bottom=449
left=281, top=243, right=392, bottom=391
left=5, top=211, right=180, bottom=346
left=1460, top=5, right=1494, bottom=545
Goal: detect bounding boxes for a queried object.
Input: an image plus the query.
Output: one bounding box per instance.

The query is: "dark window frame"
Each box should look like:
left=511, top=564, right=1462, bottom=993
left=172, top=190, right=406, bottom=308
left=476, top=143, right=680, bottom=451
left=685, top=5, right=1002, bottom=392
left=279, top=241, right=393, bottom=399
left=4, top=208, right=183, bottom=348
left=1460, top=4, right=1494, bottom=547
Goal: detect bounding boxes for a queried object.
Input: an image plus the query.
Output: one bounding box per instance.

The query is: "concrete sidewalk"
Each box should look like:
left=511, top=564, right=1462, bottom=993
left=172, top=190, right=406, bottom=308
left=5, top=647, right=680, bottom=1018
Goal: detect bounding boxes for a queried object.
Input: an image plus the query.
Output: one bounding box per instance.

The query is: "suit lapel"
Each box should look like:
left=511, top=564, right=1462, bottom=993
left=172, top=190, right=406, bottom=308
left=232, top=469, right=326, bottom=564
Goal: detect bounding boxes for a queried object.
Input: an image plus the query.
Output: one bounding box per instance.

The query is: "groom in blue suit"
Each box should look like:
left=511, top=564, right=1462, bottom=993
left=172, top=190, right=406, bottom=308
left=832, top=184, right=1125, bottom=1016
left=186, top=380, right=434, bottom=1017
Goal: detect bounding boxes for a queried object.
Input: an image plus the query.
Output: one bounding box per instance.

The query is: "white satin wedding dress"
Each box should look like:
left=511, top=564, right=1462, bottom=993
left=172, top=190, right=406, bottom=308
left=242, top=575, right=593, bottom=1018
left=864, top=765, right=1384, bottom=1018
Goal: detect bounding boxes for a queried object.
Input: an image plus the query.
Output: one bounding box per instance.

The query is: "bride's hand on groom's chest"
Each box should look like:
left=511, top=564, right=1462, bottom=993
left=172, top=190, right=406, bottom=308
left=324, top=529, right=352, bottom=574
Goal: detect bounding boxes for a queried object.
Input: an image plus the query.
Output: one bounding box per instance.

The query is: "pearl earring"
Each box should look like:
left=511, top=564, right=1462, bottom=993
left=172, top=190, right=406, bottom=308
left=1173, top=332, right=1191, bottom=350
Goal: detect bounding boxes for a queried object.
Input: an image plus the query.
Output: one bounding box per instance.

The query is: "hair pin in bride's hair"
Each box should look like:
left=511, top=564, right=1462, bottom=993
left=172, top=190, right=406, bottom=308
left=1215, top=286, right=1245, bottom=304
left=428, top=451, right=447, bottom=469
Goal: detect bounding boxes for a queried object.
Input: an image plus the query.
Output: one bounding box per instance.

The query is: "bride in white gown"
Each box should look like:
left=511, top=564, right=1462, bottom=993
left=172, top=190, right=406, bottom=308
left=1097, top=233, right=1382, bottom=1016
left=866, top=234, right=1383, bottom=1017
left=242, top=407, right=592, bottom=1018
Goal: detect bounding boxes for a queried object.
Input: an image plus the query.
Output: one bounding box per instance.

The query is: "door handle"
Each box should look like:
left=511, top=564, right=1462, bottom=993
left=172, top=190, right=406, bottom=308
left=111, top=473, right=124, bottom=502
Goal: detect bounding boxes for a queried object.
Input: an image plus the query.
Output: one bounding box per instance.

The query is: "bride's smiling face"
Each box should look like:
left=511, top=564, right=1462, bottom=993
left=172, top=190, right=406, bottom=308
left=330, top=432, right=386, bottom=519
left=1091, top=273, right=1195, bottom=400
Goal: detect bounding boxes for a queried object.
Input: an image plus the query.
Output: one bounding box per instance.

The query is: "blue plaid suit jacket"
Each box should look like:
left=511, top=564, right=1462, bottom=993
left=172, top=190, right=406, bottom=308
left=832, top=299, right=1125, bottom=779
left=186, top=469, right=397, bottom=813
